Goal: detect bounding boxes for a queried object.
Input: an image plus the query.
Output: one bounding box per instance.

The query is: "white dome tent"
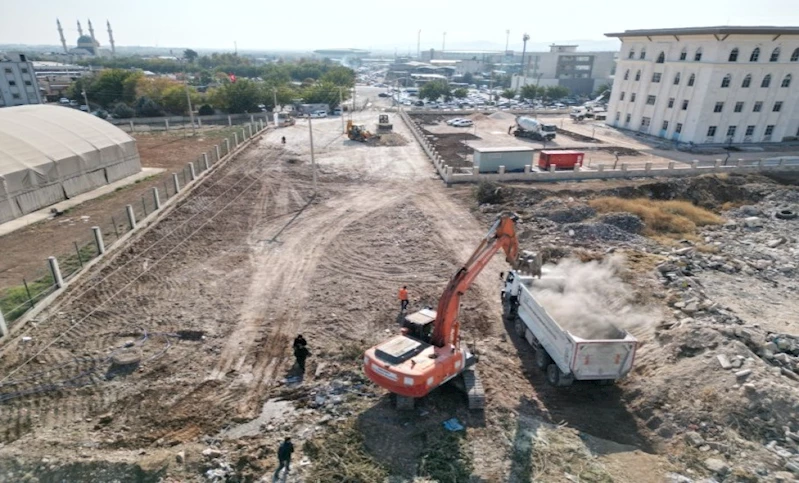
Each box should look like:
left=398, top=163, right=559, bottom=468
left=0, top=105, right=141, bottom=225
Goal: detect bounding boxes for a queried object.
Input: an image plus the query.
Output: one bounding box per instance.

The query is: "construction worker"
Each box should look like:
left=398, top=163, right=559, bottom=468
left=294, top=343, right=310, bottom=373
left=273, top=436, right=294, bottom=481
left=281, top=136, right=286, bottom=144
left=399, top=286, right=409, bottom=312
left=508, top=125, right=513, bottom=135
left=293, top=335, right=307, bottom=351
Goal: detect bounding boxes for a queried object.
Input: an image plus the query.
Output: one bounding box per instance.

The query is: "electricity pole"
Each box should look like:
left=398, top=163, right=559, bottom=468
left=81, top=89, right=90, bottom=111
left=442, top=32, right=447, bottom=51
left=339, top=87, right=345, bottom=133
left=273, top=88, right=278, bottom=111
left=184, top=79, right=196, bottom=136
left=308, top=117, right=318, bottom=193
left=417, top=30, right=421, bottom=59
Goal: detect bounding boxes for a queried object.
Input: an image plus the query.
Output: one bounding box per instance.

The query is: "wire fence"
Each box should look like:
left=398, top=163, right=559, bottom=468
left=0, top=125, right=262, bottom=331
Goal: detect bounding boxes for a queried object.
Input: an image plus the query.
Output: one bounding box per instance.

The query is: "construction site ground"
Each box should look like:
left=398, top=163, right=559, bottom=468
left=0, top=128, right=236, bottom=293
left=1, top=89, right=798, bottom=482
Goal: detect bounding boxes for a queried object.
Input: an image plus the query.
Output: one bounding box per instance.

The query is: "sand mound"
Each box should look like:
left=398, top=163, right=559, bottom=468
left=372, top=133, right=409, bottom=147
left=468, top=113, right=488, bottom=120
left=488, top=111, right=516, bottom=121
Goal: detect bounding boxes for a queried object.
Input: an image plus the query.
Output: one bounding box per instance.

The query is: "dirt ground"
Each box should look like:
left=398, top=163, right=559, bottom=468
left=0, top=129, right=235, bottom=292
left=1, top=90, right=797, bottom=482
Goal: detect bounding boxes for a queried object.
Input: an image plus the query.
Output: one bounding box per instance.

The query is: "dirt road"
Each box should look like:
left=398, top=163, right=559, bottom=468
left=0, top=97, right=669, bottom=481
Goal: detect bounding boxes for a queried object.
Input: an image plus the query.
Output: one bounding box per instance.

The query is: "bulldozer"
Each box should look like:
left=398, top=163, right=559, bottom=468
left=346, top=120, right=376, bottom=142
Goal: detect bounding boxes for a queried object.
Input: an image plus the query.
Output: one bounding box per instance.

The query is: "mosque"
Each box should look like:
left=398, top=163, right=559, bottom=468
left=56, top=19, right=116, bottom=57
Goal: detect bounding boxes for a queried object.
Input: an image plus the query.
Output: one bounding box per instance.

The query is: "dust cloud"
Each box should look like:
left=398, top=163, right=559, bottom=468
left=530, top=255, right=656, bottom=340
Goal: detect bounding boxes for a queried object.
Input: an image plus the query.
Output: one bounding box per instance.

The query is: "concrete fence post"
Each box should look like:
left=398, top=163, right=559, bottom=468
left=165, top=119, right=169, bottom=131
left=233, top=132, right=239, bottom=146
left=714, top=160, right=722, bottom=168
left=173, top=173, right=181, bottom=193
left=92, top=226, right=105, bottom=255
left=48, top=256, right=64, bottom=289
left=126, top=204, right=137, bottom=230
left=498, top=165, right=506, bottom=175
left=779, top=158, right=785, bottom=166
left=645, top=162, right=653, bottom=172
left=446, top=166, right=453, bottom=180
left=758, top=159, right=765, bottom=168
left=668, top=161, right=676, bottom=170
left=598, top=164, right=605, bottom=172
left=736, top=159, right=743, bottom=167
left=152, top=187, right=161, bottom=210
left=129, top=120, right=134, bottom=132
left=621, top=163, right=628, bottom=172
left=202, top=153, right=210, bottom=171
left=691, top=160, right=699, bottom=169
left=198, top=117, right=203, bottom=128
left=215, top=145, right=221, bottom=162
left=241, top=128, right=246, bottom=141
left=549, top=165, right=556, bottom=173
left=0, top=309, right=7, bottom=338
left=188, top=162, right=196, bottom=181
left=248, top=124, right=253, bottom=138
left=228, top=115, right=232, bottom=126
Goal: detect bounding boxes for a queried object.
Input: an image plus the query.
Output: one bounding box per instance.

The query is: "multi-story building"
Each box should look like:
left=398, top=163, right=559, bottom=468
left=0, top=53, right=43, bottom=108
left=512, top=45, right=617, bottom=96
left=605, top=26, right=799, bottom=144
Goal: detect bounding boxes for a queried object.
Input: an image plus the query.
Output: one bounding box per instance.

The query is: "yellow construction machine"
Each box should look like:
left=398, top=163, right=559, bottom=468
left=346, top=120, right=376, bottom=142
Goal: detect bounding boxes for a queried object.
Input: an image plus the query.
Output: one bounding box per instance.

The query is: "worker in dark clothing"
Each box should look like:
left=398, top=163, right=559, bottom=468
left=273, top=437, right=294, bottom=481
left=294, top=344, right=310, bottom=372
left=293, top=335, right=307, bottom=351
left=398, top=286, right=409, bottom=312
left=281, top=136, right=286, bottom=144
left=508, top=125, right=513, bottom=135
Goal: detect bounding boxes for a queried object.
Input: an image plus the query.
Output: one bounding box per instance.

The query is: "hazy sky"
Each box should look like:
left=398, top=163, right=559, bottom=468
left=1, top=0, right=797, bottom=52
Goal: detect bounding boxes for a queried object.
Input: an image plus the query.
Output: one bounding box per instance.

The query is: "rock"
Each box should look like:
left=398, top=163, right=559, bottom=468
left=776, top=338, right=793, bottom=352
left=202, top=448, right=222, bottom=459
left=717, top=354, right=732, bottom=370
left=684, top=431, right=705, bottom=447
left=742, top=383, right=757, bottom=394
left=683, top=302, right=699, bottom=314
left=739, top=205, right=761, bottom=216
left=781, top=367, right=799, bottom=382
left=743, top=217, right=764, bottom=228
left=767, top=237, right=788, bottom=248
left=735, top=369, right=752, bottom=379
left=774, top=471, right=797, bottom=482
left=730, top=358, right=743, bottom=369
left=674, top=247, right=695, bottom=256
left=98, top=413, right=113, bottom=425
left=175, top=451, right=185, bottom=464
left=786, top=462, right=799, bottom=474
left=704, top=457, right=730, bottom=475
left=597, top=212, right=644, bottom=234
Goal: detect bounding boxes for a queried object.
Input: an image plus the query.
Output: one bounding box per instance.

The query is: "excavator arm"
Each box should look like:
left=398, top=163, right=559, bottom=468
left=431, top=214, right=519, bottom=347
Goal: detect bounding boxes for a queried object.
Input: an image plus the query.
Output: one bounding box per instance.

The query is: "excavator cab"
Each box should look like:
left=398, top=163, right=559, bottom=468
left=401, top=308, right=436, bottom=344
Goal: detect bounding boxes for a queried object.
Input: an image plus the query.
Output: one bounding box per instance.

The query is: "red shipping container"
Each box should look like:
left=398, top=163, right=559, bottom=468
left=538, top=150, right=585, bottom=170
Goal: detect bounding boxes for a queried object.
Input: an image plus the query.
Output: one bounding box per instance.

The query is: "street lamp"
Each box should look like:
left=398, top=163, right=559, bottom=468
left=520, top=33, right=530, bottom=89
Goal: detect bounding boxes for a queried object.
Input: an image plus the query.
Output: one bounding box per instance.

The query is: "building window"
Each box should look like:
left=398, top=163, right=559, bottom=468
left=3, top=68, right=11, bottom=74
left=714, top=102, right=724, bottom=113
left=625, top=113, right=631, bottom=123
left=753, top=101, right=763, bottom=112
left=615, top=112, right=621, bottom=121
left=679, top=48, right=687, bottom=61
left=721, top=74, right=731, bottom=88
left=745, top=125, right=755, bottom=136
left=773, top=101, right=783, bottom=112
left=688, top=74, right=695, bottom=86
left=734, top=102, right=744, bottom=112
left=727, top=126, right=737, bottom=137
left=8, top=80, right=16, bottom=86
left=676, top=123, right=683, bottom=133
left=694, top=48, right=703, bottom=61
left=761, top=74, right=771, bottom=88
left=682, top=99, right=689, bottom=110
left=12, top=93, right=20, bottom=99
left=628, top=49, right=635, bottom=59
left=770, top=47, right=780, bottom=62
left=662, top=120, right=669, bottom=130
left=652, top=72, right=662, bottom=83
left=646, top=95, right=657, bottom=105
left=668, top=98, right=675, bottom=108
left=750, top=48, right=760, bottom=62
left=656, top=52, right=665, bottom=63
left=635, top=70, right=641, bottom=81
left=640, top=49, right=646, bottom=60
left=620, top=91, right=625, bottom=101
left=781, top=74, right=792, bottom=87
left=641, top=117, right=651, bottom=128
left=729, top=48, right=739, bottom=62
left=24, top=80, right=32, bottom=86
left=792, top=48, right=799, bottom=62
left=623, top=69, right=629, bottom=80
left=765, top=125, right=775, bottom=136
left=21, top=68, right=28, bottom=74
left=673, top=72, right=681, bottom=85
left=742, top=74, right=752, bottom=87
left=630, top=93, right=636, bottom=102
left=707, top=126, right=717, bottom=137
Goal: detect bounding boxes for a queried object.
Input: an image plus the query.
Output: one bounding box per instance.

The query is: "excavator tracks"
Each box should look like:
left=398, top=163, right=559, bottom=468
left=463, top=368, right=485, bottom=410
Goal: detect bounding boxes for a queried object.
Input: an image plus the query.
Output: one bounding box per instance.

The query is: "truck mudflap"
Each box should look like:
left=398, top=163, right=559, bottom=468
left=570, top=339, right=637, bottom=380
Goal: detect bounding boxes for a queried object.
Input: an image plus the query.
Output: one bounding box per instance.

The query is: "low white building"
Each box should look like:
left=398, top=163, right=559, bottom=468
left=605, top=26, right=799, bottom=144
left=0, top=53, right=43, bottom=108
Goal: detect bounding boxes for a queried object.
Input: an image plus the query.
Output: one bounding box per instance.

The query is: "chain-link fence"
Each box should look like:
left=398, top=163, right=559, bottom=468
left=0, top=124, right=263, bottom=330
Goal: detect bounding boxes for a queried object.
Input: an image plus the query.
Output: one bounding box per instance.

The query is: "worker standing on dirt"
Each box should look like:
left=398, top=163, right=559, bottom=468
left=293, top=335, right=307, bottom=351
left=294, top=343, right=310, bottom=373
left=508, top=125, right=513, bottom=135
left=281, top=136, right=286, bottom=144
left=273, top=436, right=294, bottom=481
left=399, top=286, right=409, bottom=312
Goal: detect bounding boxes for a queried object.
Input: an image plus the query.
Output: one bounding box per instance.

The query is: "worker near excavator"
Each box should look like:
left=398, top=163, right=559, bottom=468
left=294, top=342, right=310, bottom=373
left=293, top=335, right=307, bottom=351
left=399, top=286, right=409, bottom=312
left=273, top=436, right=294, bottom=481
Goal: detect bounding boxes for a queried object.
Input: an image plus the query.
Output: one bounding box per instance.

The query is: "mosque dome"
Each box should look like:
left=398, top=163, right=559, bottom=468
left=77, top=35, right=98, bottom=47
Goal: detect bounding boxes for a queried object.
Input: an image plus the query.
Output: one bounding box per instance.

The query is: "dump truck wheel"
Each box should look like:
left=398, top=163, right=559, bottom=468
left=546, top=364, right=560, bottom=386
left=536, top=347, right=553, bottom=370
left=514, top=318, right=525, bottom=338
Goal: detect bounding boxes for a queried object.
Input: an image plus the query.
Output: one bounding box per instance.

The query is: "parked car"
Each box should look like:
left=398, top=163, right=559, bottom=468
left=446, top=118, right=467, bottom=125
left=79, top=104, right=89, bottom=112
left=452, top=119, right=473, bottom=127
left=69, top=100, right=79, bottom=107
left=332, top=108, right=342, bottom=115
left=310, top=110, right=327, bottom=118
left=58, top=97, right=70, bottom=105
left=378, top=92, right=390, bottom=98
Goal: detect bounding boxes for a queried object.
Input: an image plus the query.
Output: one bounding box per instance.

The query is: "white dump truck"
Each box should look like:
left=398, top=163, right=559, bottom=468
left=502, top=255, right=638, bottom=386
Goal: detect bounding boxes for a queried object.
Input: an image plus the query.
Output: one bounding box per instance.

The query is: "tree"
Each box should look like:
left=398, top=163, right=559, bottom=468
left=302, top=81, right=348, bottom=108
left=453, top=87, right=468, bottom=99
left=208, top=79, right=261, bottom=113
left=135, top=96, right=163, bottom=117
left=72, top=69, right=141, bottom=108
left=320, top=66, right=355, bottom=87
left=520, top=84, right=540, bottom=101
left=419, top=80, right=450, bottom=102
left=183, top=49, right=199, bottom=63
left=198, top=104, right=215, bottom=116
left=112, top=102, right=134, bottom=119
left=462, top=72, right=474, bottom=84
left=545, top=85, right=570, bottom=100
left=501, top=88, right=516, bottom=101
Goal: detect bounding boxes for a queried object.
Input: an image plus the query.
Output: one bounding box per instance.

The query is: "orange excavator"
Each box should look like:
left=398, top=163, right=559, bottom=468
left=363, top=214, right=519, bottom=410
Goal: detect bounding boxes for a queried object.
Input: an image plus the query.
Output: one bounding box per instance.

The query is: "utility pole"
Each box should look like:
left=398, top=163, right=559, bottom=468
left=417, top=29, right=421, bottom=59
left=184, top=79, right=196, bottom=136
left=81, top=89, right=90, bottom=110
left=442, top=32, right=447, bottom=51
left=308, top=117, right=318, bottom=193
left=505, top=30, right=510, bottom=53
left=273, top=88, right=278, bottom=110
left=339, top=87, right=345, bottom=133
left=520, top=33, right=530, bottom=89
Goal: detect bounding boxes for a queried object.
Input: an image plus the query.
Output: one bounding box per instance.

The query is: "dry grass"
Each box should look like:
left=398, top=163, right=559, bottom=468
left=303, top=421, right=389, bottom=482
left=589, top=198, right=724, bottom=236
